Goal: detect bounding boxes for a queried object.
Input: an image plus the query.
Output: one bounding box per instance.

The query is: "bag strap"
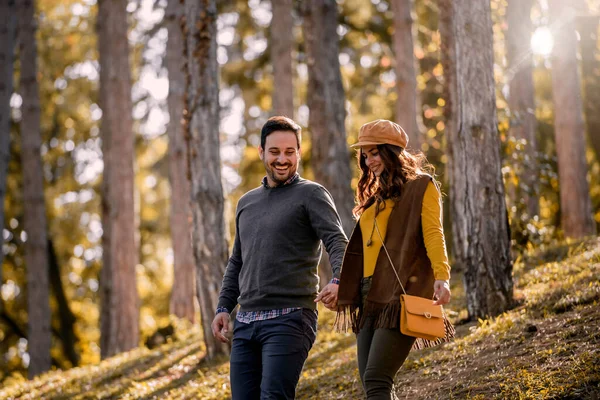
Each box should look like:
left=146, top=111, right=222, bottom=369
left=375, top=219, right=437, bottom=301
left=374, top=219, right=407, bottom=295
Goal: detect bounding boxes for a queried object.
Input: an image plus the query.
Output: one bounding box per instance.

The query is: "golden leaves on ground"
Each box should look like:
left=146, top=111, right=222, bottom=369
left=1, top=239, right=599, bottom=399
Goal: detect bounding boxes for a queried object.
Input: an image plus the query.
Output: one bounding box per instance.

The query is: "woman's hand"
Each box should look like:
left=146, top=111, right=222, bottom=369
left=315, top=282, right=339, bottom=310
left=433, top=280, right=451, bottom=305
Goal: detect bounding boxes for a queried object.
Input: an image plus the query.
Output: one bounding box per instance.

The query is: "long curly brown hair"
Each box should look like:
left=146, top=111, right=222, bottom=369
left=353, top=144, right=435, bottom=218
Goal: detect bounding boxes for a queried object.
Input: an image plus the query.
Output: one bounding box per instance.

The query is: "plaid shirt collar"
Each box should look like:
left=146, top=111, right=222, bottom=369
left=261, top=173, right=300, bottom=188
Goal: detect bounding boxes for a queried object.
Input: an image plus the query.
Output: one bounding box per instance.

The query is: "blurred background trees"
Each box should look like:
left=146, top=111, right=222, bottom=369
left=548, top=0, right=596, bottom=238
left=18, top=0, right=52, bottom=377
left=0, top=0, right=16, bottom=294
left=165, top=0, right=195, bottom=325
left=301, top=0, right=354, bottom=285
left=1, top=0, right=599, bottom=382
left=270, top=0, right=294, bottom=118
left=391, top=0, right=421, bottom=148
left=181, top=0, right=229, bottom=360
left=97, top=0, right=139, bottom=360
left=506, top=0, right=538, bottom=218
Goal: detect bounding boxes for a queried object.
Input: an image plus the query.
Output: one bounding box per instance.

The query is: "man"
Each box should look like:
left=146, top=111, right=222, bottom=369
left=211, top=116, right=348, bottom=399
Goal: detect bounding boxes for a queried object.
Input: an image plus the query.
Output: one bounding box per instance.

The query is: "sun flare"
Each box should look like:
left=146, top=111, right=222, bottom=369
left=531, top=27, right=554, bottom=56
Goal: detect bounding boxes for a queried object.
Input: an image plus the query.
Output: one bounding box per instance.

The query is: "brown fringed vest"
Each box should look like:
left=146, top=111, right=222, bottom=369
left=336, top=175, right=454, bottom=348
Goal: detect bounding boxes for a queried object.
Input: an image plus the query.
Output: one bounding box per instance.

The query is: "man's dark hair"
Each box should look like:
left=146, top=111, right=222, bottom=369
left=260, top=116, right=302, bottom=149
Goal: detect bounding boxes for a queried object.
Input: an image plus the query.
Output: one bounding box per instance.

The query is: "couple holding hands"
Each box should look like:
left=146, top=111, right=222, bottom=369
left=211, top=116, right=453, bottom=400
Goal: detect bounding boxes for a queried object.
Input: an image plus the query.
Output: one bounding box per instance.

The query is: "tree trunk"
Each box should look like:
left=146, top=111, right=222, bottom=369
left=548, top=0, right=595, bottom=238
left=577, top=13, right=600, bottom=164
left=391, top=0, right=421, bottom=149
left=48, top=239, right=79, bottom=367
left=166, top=0, right=196, bottom=324
left=97, top=0, right=139, bottom=359
left=301, top=0, right=354, bottom=287
left=0, top=0, right=16, bottom=292
left=506, top=0, right=538, bottom=217
left=439, top=0, right=456, bottom=146
left=439, top=0, right=457, bottom=269
left=18, top=0, right=52, bottom=378
left=270, top=0, right=294, bottom=118
left=301, top=0, right=354, bottom=237
left=445, top=0, right=514, bottom=319
left=182, top=0, right=229, bottom=359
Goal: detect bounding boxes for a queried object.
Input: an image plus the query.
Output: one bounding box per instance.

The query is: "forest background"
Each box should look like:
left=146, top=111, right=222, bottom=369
left=0, top=0, right=599, bottom=395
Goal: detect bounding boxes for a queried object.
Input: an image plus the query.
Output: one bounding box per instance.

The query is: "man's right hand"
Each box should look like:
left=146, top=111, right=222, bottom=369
left=211, top=312, right=230, bottom=343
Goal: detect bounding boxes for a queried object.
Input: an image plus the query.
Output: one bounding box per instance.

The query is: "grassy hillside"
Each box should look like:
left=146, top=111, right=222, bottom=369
left=1, top=238, right=599, bottom=400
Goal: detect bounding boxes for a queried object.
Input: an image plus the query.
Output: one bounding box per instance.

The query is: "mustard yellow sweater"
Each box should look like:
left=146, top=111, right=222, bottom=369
left=360, top=181, right=451, bottom=280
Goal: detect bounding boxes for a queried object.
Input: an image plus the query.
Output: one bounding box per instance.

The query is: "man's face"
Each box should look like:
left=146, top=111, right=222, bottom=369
left=259, top=130, right=300, bottom=187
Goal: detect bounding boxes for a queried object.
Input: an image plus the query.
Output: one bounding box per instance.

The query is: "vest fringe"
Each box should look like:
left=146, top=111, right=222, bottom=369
left=336, top=300, right=401, bottom=333
left=334, top=304, right=360, bottom=333
left=336, top=302, right=456, bottom=351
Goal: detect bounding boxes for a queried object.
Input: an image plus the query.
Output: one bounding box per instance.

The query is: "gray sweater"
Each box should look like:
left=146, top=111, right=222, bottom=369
left=217, top=177, right=348, bottom=313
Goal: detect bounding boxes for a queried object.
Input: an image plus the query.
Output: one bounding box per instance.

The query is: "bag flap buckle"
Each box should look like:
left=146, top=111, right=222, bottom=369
left=401, top=294, right=444, bottom=319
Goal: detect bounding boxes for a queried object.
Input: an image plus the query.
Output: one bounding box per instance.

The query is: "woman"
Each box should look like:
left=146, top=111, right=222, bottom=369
left=326, top=119, right=454, bottom=399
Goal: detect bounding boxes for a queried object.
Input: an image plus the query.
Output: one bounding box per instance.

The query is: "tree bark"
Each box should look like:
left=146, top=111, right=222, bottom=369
left=97, top=0, right=139, bottom=358
left=166, top=0, right=196, bottom=324
left=301, top=0, right=354, bottom=237
left=577, top=13, right=600, bottom=164
left=0, top=0, right=16, bottom=291
left=506, top=0, right=538, bottom=217
left=182, top=0, right=229, bottom=359
left=270, top=0, right=294, bottom=118
left=390, top=0, right=421, bottom=149
left=439, top=0, right=456, bottom=142
left=548, top=0, right=595, bottom=238
left=445, top=0, right=514, bottom=319
left=18, top=0, right=52, bottom=378
left=439, top=0, right=457, bottom=269
left=301, top=0, right=354, bottom=287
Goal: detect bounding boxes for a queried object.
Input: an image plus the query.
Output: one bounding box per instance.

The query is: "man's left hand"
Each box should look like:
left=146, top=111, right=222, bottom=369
left=315, top=282, right=339, bottom=310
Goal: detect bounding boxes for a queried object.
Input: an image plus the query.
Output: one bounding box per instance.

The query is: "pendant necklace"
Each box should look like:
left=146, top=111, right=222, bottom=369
left=366, top=218, right=376, bottom=247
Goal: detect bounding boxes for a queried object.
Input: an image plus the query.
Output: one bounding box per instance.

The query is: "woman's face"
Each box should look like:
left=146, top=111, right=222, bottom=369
left=361, top=145, right=384, bottom=176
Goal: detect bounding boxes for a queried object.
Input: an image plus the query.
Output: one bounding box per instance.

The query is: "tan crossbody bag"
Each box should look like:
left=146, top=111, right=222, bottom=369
left=374, top=220, right=446, bottom=341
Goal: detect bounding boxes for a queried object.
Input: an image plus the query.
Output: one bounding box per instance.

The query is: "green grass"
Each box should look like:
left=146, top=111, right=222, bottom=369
left=1, top=238, right=599, bottom=399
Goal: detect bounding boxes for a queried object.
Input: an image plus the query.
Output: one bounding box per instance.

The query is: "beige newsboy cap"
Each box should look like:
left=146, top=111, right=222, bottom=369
left=351, top=119, right=409, bottom=149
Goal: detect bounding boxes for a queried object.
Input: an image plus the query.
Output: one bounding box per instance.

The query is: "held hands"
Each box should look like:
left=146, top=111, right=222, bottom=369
left=314, top=282, right=339, bottom=310
left=211, top=312, right=231, bottom=343
left=433, top=280, right=451, bottom=306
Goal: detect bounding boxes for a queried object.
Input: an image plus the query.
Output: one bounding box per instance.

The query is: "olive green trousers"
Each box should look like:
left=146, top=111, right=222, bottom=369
left=357, top=276, right=416, bottom=400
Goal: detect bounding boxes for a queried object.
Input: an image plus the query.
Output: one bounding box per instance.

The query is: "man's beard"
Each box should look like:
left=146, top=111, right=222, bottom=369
left=265, top=161, right=296, bottom=186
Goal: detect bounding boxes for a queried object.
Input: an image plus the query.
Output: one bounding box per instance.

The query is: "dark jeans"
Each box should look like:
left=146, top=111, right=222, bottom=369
left=357, top=277, right=416, bottom=400
left=230, top=309, right=318, bottom=400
